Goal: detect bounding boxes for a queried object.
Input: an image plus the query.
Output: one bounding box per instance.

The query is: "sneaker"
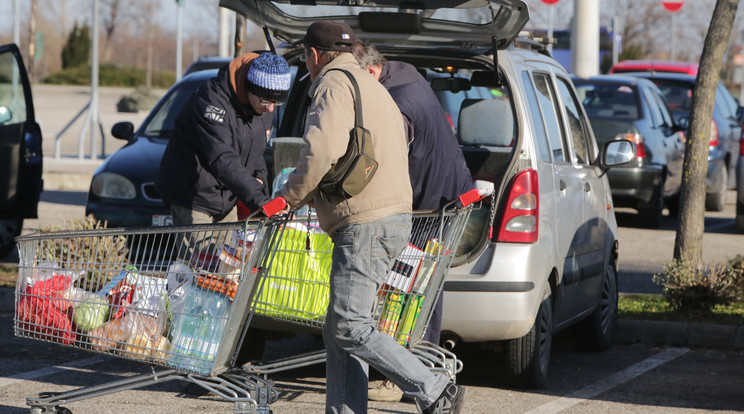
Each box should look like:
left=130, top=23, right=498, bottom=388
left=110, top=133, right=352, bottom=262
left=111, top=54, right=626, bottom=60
left=368, top=379, right=404, bottom=402
left=419, top=383, right=466, bottom=414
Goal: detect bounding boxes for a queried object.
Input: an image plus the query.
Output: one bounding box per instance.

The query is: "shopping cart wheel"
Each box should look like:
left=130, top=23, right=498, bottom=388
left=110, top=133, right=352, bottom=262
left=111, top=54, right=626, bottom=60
left=29, top=408, right=72, bottom=414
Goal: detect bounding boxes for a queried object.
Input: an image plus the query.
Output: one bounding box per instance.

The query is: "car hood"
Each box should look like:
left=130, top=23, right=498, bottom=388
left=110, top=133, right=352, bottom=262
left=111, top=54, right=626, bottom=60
left=218, top=0, right=529, bottom=52
left=97, top=137, right=167, bottom=184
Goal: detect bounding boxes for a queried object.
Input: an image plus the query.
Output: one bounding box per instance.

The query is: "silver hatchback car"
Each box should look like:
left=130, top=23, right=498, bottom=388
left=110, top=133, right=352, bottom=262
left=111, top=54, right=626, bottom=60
left=221, top=0, right=634, bottom=389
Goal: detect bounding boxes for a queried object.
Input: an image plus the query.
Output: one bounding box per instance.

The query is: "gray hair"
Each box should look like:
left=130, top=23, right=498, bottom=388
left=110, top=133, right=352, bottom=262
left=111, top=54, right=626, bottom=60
left=352, top=41, right=387, bottom=70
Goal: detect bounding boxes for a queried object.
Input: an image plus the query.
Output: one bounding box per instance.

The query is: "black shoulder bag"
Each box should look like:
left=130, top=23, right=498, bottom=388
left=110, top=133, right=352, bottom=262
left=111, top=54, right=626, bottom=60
left=318, top=68, right=378, bottom=198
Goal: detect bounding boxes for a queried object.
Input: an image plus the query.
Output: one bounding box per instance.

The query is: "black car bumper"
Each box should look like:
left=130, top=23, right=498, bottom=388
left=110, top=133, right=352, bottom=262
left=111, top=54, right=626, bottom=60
left=607, top=165, right=663, bottom=208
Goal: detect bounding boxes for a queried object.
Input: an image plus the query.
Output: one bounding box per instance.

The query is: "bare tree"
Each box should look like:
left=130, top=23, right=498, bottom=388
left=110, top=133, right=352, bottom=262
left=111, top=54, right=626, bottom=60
left=100, top=0, right=127, bottom=62
left=674, top=0, right=740, bottom=272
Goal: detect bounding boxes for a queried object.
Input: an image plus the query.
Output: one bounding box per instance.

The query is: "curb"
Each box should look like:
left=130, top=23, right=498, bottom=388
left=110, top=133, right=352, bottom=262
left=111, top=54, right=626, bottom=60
left=2, top=285, right=741, bottom=349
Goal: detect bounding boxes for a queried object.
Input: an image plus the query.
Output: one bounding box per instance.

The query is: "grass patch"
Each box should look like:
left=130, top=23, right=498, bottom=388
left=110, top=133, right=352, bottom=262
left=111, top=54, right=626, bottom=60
left=620, top=293, right=744, bottom=325
left=0, top=263, right=16, bottom=288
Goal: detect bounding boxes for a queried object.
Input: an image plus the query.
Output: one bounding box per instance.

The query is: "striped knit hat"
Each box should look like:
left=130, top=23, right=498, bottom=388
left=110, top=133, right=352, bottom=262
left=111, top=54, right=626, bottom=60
left=246, top=53, right=291, bottom=102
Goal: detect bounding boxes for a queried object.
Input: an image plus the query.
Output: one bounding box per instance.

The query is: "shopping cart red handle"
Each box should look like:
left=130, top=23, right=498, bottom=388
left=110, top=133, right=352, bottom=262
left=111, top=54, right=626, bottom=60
left=458, top=188, right=486, bottom=207
left=262, top=196, right=287, bottom=217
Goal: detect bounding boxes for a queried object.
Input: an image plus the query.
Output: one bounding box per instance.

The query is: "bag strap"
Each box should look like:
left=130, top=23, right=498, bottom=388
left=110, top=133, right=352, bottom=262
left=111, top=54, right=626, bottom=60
left=326, top=68, right=363, bottom=127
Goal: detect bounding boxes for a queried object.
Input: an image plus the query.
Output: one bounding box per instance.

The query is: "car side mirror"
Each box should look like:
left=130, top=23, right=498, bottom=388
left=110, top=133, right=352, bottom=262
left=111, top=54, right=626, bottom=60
left=111, top=121, right=135, bottom=141
left=0, top=106, right=11, bottom=124
left=676, top=115, right=689, bottom=131
left=601, top=139, right=636, bottom=169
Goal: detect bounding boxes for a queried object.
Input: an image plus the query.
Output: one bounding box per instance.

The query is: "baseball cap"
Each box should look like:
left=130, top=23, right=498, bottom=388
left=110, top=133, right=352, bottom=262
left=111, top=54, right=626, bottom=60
left=296, top=21, right=357, bottom=53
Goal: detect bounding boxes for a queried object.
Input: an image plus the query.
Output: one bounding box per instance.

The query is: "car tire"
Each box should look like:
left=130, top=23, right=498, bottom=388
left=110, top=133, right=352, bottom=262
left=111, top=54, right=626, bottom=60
left=706, top=167, right=727, bottom=212
left=736, top=202, right=744, bottom=234
left=504, top=296, right=552, bottom=389
left=639, top=180, right=663, bottom=228
left=574, top=263, right=618, bottom=352
left=0, top=218, right=23, bottom=258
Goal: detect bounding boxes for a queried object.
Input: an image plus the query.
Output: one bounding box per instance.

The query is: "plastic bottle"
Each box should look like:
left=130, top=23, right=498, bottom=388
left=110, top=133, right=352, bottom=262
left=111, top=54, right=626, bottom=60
left=168, top=283, right=231, bottom=374
left=272, top=167, right=310, bottom=216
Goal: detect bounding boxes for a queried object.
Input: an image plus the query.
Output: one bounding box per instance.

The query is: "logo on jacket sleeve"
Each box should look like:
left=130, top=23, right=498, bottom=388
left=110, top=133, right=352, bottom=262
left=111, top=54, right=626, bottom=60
left=204, top=104, right=226, bottom=123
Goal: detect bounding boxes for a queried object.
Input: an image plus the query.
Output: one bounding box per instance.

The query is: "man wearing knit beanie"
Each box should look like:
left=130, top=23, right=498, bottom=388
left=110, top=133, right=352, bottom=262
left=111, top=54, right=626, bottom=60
left=156, top=52, right=291, bottom=227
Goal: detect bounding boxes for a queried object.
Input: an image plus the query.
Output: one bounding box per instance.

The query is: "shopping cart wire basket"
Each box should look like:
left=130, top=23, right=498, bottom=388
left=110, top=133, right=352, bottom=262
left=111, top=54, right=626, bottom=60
left=14, top=215, right=282, bottom=414
left=243, top=189, right=483, bottom=379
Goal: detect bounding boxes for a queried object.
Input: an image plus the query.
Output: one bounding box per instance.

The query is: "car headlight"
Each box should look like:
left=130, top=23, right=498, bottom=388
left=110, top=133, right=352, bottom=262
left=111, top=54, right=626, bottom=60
left=91, top=172, right=136, bottom=199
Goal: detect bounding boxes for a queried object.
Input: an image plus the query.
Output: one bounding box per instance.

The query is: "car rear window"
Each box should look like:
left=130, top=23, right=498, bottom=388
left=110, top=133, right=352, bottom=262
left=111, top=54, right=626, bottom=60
left=650, top=80, right=693, bottom=111
left=575, top=83, right=639, bottom=119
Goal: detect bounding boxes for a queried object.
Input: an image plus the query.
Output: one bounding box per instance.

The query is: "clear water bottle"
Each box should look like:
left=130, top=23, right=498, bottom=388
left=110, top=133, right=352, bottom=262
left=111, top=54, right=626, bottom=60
left=272, top=167, right=310, bottom=216
left=169, top=283, right=231, bottom=374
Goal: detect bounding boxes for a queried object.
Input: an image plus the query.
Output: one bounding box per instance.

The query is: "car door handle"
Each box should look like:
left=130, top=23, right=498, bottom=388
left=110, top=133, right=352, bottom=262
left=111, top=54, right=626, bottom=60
left=584, top=182, right=591, bottom=192
left=560, top=180, right=566, bottom=191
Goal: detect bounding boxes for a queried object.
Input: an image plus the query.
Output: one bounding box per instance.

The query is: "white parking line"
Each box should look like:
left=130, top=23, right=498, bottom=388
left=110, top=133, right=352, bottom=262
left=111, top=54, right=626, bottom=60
left=0, top=356, right=106, bottom=389
left=525, top=348, right=690, bottom=414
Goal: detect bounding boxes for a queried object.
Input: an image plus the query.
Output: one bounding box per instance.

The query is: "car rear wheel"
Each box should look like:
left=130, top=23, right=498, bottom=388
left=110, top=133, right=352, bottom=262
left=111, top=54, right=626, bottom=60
left=504, top=295, right=552, bottom=389
left=574, top=263, right=618, bottom=352
left=639, top=180, right=663, bottom=228
left=706, top=167, right=727, bottom=212
left=736, top=202, right=744, bottom=234
left=0, top=218, right=22, bottom=258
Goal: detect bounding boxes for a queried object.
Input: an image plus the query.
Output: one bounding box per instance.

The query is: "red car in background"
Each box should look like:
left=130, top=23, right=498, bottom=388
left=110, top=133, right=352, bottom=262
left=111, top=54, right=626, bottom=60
left=610, top=60, right=699, bottom=76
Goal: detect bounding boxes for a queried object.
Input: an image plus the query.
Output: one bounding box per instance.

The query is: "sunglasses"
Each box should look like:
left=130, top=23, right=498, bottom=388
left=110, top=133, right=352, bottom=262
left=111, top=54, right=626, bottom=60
left=260, top=99, right=284, bottom=107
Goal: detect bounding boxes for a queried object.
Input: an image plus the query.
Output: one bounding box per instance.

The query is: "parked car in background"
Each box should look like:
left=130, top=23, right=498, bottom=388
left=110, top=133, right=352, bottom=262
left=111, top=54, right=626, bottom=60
left=183, top=56, right=231, bottom=76
left=222, top=0, right=636, bottom=389
left=0, top=43, right=43, bottom=257
left=573, top=75, right=685, bottom=227
left=85, top=70, right=217, bottom=227
left=609, top=60, right=699, bottom=76
left=629, top=72, right=742, bottom=211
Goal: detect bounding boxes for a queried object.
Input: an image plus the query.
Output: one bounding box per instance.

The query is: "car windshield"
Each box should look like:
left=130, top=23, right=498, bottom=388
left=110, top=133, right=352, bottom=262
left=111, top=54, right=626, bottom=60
left=143, top=78, right=206, bottom=139
left=576, top=83, right=639, bottom=119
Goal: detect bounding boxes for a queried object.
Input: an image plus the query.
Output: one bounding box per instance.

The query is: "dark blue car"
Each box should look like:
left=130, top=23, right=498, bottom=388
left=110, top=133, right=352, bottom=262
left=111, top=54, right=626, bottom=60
left=629, top=72, right=742, bottom=211
left=85, top=70, right=218, bottom=227
left=0, top=44, right=43, bottom=256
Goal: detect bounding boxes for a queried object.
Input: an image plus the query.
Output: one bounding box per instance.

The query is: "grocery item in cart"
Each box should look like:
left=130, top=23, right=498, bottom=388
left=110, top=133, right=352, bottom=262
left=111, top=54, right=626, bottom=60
left=169, top=281, right=232, bottom=374
left=255, top=226, right=332, bottom=320
left=16, top=264, right=79, bottom=344
left=218, top=230, right=255, bottom=280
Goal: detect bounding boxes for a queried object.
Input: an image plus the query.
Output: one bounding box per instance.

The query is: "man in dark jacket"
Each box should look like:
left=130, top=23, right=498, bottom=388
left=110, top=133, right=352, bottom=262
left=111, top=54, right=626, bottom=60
left=354, top=41, right=474, bottom=402
left=156, top=52, right=291, bottom=225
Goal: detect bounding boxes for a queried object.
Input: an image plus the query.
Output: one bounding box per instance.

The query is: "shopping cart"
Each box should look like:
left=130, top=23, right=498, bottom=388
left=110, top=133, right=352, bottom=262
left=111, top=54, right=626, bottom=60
left=14, top=200, right=288, bottom=414
left=242, top=189, right=483, bottom=380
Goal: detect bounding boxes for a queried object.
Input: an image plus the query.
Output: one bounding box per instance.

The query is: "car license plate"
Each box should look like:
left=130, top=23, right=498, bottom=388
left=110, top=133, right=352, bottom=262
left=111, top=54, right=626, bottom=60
left=152, top=215, right=173, bottom=226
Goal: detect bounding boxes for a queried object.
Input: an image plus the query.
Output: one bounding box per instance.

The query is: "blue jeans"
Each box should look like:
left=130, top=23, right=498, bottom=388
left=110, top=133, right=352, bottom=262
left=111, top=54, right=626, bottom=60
left=324, top=213, right=449, bottom=414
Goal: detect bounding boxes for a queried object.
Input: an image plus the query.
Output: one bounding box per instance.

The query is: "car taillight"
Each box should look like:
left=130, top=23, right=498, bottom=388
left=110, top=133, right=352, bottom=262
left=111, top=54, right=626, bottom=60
left=710, top=119, right=719, bottom=147
left=616, top=132, right=645, bottom=159
left=740, top=135, right=744, bottom=156
left=497, top=169, right=538, bottom=243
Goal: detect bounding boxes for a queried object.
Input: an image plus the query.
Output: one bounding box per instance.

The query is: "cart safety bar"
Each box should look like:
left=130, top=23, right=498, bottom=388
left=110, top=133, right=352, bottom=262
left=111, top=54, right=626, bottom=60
left=263, top=196, right=287, bottom=217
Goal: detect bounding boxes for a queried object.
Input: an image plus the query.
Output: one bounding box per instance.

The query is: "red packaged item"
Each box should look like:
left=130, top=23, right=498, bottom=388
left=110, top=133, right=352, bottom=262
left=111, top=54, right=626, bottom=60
left=17, top=272, right=77, bottom=344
